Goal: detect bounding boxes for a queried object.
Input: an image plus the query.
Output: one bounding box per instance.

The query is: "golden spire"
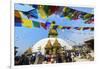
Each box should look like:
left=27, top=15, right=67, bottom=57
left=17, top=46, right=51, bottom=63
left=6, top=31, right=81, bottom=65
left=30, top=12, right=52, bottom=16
left=53, top=39, right=61, bottom=48
left=48, top=21, right=58, bottom=38
left=45, top=40, right=52, bottom=49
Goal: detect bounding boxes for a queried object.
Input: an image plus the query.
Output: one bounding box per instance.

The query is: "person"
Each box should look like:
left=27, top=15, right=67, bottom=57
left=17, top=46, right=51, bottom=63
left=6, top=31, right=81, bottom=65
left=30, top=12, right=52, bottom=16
left=51, top=55, right=55, bottom=63
left=15, top=56, right=20, bottom=65
left=44, top=55, right=49, bottom=62
left=71, top=52, right=75, bottom=62
left=56, top=53, right=63, bottom=63
left=65, top=52, right=72, bottom=62
left=20, top=54, right=29, bottom=65
left=30, top=55, right=36, bottom=64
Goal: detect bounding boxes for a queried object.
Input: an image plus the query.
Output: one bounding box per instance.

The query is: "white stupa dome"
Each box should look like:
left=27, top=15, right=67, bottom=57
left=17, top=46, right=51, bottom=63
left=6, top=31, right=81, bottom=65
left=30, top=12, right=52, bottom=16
left=32, top=38, right=72, bottom=55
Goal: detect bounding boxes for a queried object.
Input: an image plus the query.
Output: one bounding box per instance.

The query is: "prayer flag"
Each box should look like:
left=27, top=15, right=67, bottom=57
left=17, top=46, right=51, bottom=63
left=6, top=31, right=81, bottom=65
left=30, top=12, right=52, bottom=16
left=55, top=7, right=64, bottom=16
left=22, top=11, right=29, bottom=17
left=32, top=21, right=40, bottom=28
left=40, top=23, right=47, bottom=29
left=15, top=14, right=22, bottom=27
left=32, top=5, right=38, bottom=9
left=80, top=12, right=86, bottom=19
left=72, top=11, right=80, bottom=20
left=15, top=22, right=22, bottom=27
left=45, top=22, right=51, bottom=29
left=49, top=6, right=59, bottom=15
left=62, top=26, right=71, bottom=29
left=22, top=19, right=33, bottom=28
left=43, top=6, right=50, bottom=16
left=38, top=5, right=47, bottom=19
left=83, top=14, right=93, bottom=20
left=58, top=25, right=63, bottom=29
left=62, top=7, right=71, bottom=17
left=15, top=17, right=22, bottom=23
left=15, top=10, right=20, bottom=18
left=15, top=10, right=21, bottom=18
left=74, top=27, right=83, bottom=30
left=85, top=17, right=94, bottom=24
left=83, top=27, right=90, bottom=30
left=66, top=26, right=71, bottom=29
left=28, top=9, right=38, bottom=19
left=66, top=13, right=73, bottom=20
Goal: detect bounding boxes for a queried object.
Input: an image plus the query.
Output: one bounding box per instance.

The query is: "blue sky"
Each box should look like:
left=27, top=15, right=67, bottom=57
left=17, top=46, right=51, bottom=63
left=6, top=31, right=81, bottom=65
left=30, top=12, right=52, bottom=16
left=14, top=3, right=94, bottom=56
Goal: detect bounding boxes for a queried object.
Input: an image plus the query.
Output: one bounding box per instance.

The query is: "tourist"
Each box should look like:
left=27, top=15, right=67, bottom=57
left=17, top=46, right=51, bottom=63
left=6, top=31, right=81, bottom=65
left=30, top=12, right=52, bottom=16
left=30, top=55, right=36, bottom=64
left=65, top=52, right=72, bottom=62
left=20, top=54, right=29, bottom=65
left=15, top=56, right=21, bottom=65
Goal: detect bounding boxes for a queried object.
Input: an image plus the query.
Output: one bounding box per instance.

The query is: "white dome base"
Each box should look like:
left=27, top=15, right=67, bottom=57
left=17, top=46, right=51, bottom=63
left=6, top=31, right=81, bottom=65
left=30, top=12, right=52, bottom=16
left=32, top=38, right=72, bottom=55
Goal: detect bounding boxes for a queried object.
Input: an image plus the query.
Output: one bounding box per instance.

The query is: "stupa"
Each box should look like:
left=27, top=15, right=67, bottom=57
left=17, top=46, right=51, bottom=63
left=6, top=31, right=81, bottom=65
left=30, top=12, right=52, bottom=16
left=32, top=21, right=72, bottom=55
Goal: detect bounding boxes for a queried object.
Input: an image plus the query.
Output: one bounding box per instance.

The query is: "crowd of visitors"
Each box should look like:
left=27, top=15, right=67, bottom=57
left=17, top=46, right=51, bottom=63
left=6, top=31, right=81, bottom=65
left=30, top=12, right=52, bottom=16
left=15, top=49, right=94, bottom=65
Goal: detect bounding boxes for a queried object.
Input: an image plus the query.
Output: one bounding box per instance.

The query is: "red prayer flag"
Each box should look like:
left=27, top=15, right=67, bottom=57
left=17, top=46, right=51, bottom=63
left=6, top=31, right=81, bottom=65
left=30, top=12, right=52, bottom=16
left=40, top=23, right=47, bottom=29
left=83, top=27, right=90, bottom=30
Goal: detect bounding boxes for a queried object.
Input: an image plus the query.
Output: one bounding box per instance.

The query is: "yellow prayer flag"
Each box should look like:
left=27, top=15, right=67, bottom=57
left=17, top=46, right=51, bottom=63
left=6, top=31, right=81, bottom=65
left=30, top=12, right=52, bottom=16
left=38, top=6, right=47, bottom=19
left=22, top=19, right=33, bottom=28
left=63, top=7, right=66, bottom=12
left=58, top=25, right=63, bottom=29
left=80, top=27, right=83, bottom=31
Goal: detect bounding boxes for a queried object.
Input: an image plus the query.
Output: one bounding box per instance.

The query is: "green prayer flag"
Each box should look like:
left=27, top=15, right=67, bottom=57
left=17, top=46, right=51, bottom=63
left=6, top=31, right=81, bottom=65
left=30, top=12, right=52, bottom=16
left=32, top=21, right=40, bottom=27
left=44, top=6, right=51, bottom=16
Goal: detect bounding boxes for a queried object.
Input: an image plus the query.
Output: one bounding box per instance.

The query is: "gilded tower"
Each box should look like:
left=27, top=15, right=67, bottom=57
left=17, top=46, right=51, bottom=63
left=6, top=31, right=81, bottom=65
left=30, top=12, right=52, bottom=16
left=48, top=21, right=58, bottom=38
left=45, top=21, right=61, bottom=55
left=45, top=40, right=52, bottom=54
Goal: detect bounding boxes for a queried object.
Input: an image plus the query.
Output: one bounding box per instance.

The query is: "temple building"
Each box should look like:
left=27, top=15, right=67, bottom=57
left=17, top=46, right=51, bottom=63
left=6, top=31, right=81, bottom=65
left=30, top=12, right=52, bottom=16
left=84, top=39, right=94, bottom=50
